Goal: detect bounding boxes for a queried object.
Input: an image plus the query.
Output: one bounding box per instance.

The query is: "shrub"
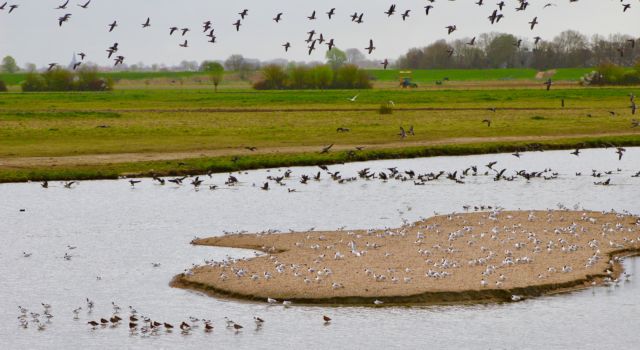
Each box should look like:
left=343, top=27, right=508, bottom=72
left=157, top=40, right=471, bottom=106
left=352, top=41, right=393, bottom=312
left=253, top=64, right=288, bottom=90
left=21, top=67, right=113, bottom=92
left=0, top=80, right=7, bottom=92
left=585, top=62, right=640, bottom=86
left=254, top=63, right=370, bottom=90
left=21, top=73, right=47, bottom=92
left=379, top=103, right=393, bottom=115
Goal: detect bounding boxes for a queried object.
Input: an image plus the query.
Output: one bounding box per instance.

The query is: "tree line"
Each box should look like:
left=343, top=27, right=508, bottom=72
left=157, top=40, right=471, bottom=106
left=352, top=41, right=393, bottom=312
left=396, top=30, right=639, bottom=70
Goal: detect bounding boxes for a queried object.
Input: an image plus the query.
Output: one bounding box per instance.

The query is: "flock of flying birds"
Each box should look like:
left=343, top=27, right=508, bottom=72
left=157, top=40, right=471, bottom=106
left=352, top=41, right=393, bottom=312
left=34, top=145, right=639, bottom=196
left=2, top=0, right=637, bottom=71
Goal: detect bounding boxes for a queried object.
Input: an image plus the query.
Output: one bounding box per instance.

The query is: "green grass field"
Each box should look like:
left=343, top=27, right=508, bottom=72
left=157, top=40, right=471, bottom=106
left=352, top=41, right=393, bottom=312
left=368, top=68, right=593, bottom=82
left=0, top=84, right=639, bottom=183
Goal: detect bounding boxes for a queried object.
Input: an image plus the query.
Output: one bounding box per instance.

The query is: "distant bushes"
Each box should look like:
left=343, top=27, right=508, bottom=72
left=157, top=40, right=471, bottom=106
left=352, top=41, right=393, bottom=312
left=0, top=80, right=7, bottom=92
left=21, top=67, right=113, bottom=92
left=582, top=61, right=640, bottom=85
left=253, top=64, right=371, bottom=90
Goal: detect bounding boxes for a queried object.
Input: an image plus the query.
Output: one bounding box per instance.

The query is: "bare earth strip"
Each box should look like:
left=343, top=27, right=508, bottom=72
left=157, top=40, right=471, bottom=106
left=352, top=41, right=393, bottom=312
left=1, top=132, right=638, bottom=170
left=173, top=210, right=640, bottom=305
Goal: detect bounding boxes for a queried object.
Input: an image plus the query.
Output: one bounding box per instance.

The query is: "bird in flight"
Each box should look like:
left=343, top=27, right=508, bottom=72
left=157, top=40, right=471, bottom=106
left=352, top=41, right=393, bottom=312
left=108, top=21, right=118, bottom=32
left=326, top=8, right=335, bottom=19
left=58, top=13, right=71, bottom=26
left=273, top=13, right=283, bottom=23
left=529, top=17, right=539, bottom=30
left=365, top=39, right=376, bottom=54
left=141, top=17, right=151, bottom=28
left=179, top=40, right=188, bottom=48
left=385, top=4, right=396, bottom=17
left=55, top=0, right=69, bottom=10
left=283, top=42, right=291, bottom=52
left=78, top=0, right=91, bottom=9
left=239, top=9, right=248, bottom=19
left=233, top=20, right=241, bottom=31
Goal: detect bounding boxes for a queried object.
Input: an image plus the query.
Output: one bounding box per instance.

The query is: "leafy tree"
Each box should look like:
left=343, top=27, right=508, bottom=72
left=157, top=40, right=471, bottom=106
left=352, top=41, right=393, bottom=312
left=345, top=48, right=366, bottom=65
left=1, top=56, right=19, bottom=73
left=485, top=34, right=518, bottom=68
left=312, top=65, right=334, bottom=89
left=325, top=48, right=347, bottom=70
left=21, top=73, right=47, bottom=92
left=201, top=61, right=224, bottom=92
left=253, top=64, right=288, bottom=89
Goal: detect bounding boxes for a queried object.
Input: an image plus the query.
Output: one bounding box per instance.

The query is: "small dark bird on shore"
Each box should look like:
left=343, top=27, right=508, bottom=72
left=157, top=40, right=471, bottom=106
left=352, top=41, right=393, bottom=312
left=320, top=144, right=334, bottom=154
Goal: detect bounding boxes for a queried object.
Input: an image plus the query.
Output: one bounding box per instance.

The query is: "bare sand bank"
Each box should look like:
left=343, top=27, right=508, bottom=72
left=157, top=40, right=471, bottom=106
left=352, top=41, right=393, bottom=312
left=173, top=210, right=640, bottom=305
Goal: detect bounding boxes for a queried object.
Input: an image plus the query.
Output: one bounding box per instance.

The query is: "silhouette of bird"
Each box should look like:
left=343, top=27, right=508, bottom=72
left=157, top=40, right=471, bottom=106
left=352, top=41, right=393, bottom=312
left=58, top=14, right=71, bottom=27
left=365, top=39, right=376, bottom=54
left=77, top=0, right=90, bottom=9
left=55, top=1, right=69, bottom=10
left=141, top=17, right=151, bottom=28
left=273, top=13, right=283, bottom=23
left=320, top=144, right=334, bottom=154
left=381, top=59, right=389, bottom=69
left=616, top=147, right=626, bottom=160
left=108, top=21, right=117, bottom=32
left=385, top=4, right=396, bottom=16
left=529, top=17, right=538, bottom=30
left=327, top=8, right=336, bottom=19
left=445, top=25, right=457, bottom=35
left=233, top=20, right=241, bottom=31
left=239, top=9, right=248, bottom=19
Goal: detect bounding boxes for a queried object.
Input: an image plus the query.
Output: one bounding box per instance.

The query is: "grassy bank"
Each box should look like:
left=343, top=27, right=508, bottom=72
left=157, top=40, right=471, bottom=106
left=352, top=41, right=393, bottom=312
left=1, top=135, right=639, bottom=183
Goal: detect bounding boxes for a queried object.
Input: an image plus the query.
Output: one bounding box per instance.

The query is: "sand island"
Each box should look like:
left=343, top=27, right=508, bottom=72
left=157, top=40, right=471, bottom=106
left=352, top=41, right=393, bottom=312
left=173, top=210, right=640, bottom=305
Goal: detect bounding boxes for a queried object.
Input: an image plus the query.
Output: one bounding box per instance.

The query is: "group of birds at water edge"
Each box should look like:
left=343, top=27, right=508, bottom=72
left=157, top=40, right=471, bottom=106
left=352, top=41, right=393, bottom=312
left=17, top=300, right=335, bottom=336
left=3, top=0, right=638, bottom=80
left=33, top=145, right=639, bottom=195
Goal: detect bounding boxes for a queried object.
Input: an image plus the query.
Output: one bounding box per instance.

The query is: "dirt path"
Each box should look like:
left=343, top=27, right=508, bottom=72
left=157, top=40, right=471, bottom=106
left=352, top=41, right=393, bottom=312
left=1, top=132, right=637, bottom=170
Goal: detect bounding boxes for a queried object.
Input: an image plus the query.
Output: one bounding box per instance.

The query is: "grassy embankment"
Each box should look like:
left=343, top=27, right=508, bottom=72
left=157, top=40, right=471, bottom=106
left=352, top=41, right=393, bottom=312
left=0, top=85, right=639, bottom=183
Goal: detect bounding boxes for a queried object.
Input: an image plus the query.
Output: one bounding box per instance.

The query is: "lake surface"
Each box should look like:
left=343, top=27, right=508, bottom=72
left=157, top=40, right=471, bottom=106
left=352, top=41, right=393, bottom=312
left=1, top=147, right=639, bottom=349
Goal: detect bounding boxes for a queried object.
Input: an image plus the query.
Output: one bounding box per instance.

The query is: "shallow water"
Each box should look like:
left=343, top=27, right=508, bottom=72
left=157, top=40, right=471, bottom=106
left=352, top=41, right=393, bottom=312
left=1, top=147, right=639, bottom=350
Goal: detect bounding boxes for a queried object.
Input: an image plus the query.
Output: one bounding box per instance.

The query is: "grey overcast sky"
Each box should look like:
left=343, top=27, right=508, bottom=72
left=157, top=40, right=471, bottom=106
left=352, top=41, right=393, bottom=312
left=1, top=0, right=638, bottom=67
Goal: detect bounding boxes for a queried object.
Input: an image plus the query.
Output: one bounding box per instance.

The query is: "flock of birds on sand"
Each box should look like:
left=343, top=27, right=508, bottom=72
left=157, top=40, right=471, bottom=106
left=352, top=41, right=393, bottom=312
left=2, top=0, right=638, bottom=72
left=17, top=299, right=335, bottom=335
left=190, top=209, right=638, bottom=304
